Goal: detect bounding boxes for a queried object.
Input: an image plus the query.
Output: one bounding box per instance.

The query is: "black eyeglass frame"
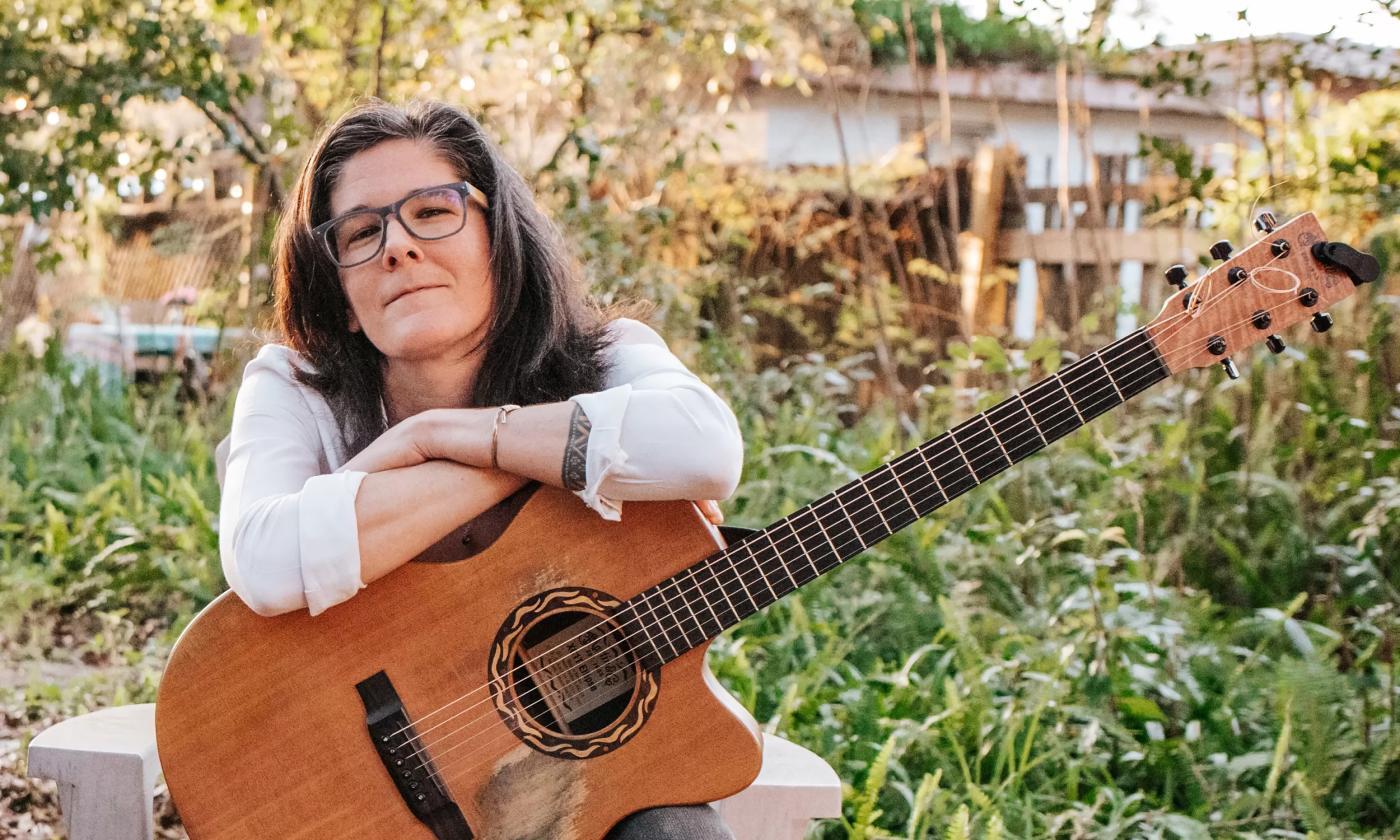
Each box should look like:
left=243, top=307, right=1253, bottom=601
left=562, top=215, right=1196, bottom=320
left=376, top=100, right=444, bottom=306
left=312, top=180, right=491, bottom=268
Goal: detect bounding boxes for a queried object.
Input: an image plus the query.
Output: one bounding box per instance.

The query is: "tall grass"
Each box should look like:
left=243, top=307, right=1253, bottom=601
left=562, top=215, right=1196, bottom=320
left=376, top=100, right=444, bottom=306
left=699, top=287, right=1400, bottom=837
left=1, top=281, right=1397, bottom=837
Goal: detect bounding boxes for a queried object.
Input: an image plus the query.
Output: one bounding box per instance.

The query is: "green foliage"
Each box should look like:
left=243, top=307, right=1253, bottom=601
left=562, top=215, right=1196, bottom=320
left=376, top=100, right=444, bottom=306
left=686, top=274, right=1400, bottom=836
left=0, top=345, right=224, bottom=652
left=855, top=1, right=1058, bottom=70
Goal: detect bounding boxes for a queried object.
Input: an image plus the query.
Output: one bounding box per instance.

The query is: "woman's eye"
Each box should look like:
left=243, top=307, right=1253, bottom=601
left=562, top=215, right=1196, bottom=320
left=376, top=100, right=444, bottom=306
left=348, top=225, right=379, bottom=243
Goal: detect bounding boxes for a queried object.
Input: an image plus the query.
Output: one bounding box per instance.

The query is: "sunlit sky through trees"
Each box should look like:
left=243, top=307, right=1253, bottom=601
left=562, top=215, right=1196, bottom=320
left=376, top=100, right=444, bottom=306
left=977, top=0, right=1400, bottom=47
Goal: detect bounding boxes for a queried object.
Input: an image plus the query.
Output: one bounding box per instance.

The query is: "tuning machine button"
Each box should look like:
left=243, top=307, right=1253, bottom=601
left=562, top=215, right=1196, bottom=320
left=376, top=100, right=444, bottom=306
left=1311, top=312, right=1334, bottom=333
left=1312, top=241, right=1380, bottom=285
left=1265, top=335, right=1286, bottom=354
left=1209, top=240, right=1233, bottom=261
left=1254, top=212, right=1278, bottom=233
left=1220, top=358, right=1240, bottom=380
left=1165, top=264, right=1189, bottom=289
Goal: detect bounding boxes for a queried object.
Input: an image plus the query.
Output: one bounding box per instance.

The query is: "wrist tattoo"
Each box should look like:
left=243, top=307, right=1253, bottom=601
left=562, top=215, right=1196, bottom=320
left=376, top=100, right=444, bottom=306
left=562, top=402, right=591, bottom=491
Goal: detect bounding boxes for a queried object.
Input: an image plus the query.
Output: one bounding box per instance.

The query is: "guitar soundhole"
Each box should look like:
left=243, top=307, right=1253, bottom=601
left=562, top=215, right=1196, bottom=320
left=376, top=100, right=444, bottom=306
left=488, top=587, right=660, bottom=759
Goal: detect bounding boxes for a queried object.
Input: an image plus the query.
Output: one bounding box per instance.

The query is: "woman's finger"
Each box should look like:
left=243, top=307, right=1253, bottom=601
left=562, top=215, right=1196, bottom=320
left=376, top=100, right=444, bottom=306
left=695, top=499, right=724, bottom=525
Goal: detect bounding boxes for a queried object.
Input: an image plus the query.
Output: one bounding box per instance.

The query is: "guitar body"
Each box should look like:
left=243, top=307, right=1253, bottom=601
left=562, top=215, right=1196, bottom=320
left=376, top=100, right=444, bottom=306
left=156, top=485, right=763, bottom=840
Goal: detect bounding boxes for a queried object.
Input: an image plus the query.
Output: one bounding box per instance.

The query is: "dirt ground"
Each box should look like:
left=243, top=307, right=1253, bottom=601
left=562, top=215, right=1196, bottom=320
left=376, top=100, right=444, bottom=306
left=1, top=659, right=186, bottom=840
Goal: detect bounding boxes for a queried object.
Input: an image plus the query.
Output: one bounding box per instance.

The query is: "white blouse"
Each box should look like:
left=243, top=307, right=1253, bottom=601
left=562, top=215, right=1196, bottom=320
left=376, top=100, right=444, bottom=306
left=218, top=318, right=743, bottom=617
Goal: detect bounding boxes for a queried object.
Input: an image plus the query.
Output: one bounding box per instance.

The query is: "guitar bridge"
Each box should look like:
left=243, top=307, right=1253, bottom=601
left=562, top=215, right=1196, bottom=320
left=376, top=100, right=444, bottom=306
left=357, top=670, right=474, bottom=839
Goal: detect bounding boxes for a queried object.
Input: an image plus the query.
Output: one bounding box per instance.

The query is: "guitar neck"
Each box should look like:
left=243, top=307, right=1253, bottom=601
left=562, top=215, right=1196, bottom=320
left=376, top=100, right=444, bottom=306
left=621, top=328, right=1170, bottom=669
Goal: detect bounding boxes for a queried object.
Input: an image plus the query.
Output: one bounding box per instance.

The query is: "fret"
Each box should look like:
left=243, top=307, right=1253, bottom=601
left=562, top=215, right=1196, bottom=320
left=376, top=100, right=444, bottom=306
left=1102, top=330, right=1168, bottom=400
left=703, top=554, right=741, bottom=623
left=789, top=506, right=839, bottom=573
left=684, top=565, right=725, bottom=637
left=1023, top=375, right=1081, bottom=442
left=1060, top=354, right=1121, bottom=421
left=953, top=414, right=1012, bottom=478
left=891, top=449, right=942, bottom=517
left=672, top=573, right=709, bottom=642
left=921, top=434, right=978, bottom=499
left=947, top=429, right=981, bottom=481
left=986, top=397, right=1045, bottom=463
left=784, top=517, right=823, bottom=582
left=625, top=601, right=665, bottom=669
left=912, top=444, right=948, bottom=504
left=655, top=578, right=702, bottom=651
left=1056, top=374, right=1086, bottom=424
left=810, top=494, right=860, bottom=562
left=718, top=550, right=759, bottom=619
left=745, top=540, right=780, bottom=604
left=1017, top=391, right=1049, bottom=447
left=831, top=485, right=875, bottom=551
left=636, top=587, right=681, bottom=660
left=1093, top=350, right=1126, bottom=402
left=881, top=461, right=921, bottom=528
left=764, top=530, right=800, bottom=591
left=808, top=506, right=843, bottom=573
left=859, top=476, right=892, bottom=533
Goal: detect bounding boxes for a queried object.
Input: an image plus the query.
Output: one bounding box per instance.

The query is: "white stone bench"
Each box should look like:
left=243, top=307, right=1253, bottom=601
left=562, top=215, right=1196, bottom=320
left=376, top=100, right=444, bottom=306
left=27, top=703, right=841, bottom=840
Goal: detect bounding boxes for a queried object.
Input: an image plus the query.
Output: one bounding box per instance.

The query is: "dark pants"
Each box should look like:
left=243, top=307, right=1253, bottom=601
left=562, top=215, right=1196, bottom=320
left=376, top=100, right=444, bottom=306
left=605, top=805, right=735, bottom=840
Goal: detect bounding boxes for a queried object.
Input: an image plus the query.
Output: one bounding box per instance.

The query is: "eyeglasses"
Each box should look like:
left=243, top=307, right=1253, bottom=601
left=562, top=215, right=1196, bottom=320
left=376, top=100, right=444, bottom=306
left=313, top=180, right=491, bottom=268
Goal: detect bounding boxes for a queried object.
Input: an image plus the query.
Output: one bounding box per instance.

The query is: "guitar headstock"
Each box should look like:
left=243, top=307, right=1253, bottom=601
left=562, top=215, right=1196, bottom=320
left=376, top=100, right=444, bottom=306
left=1145, top=212, right=1380, bottom=377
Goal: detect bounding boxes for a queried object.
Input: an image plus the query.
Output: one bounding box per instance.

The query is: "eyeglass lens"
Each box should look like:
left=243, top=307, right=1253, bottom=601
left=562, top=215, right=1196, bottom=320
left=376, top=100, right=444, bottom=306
left=328, top=187, right=468, bottom=266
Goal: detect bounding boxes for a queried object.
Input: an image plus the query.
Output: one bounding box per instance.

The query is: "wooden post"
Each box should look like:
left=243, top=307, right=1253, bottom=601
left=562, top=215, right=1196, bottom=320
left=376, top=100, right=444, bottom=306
left=1115, top=156, right=1144, bottom=338
left=957, top=143, right=1007, bottom=336
left=1013, top=154, right=1047, bottom=341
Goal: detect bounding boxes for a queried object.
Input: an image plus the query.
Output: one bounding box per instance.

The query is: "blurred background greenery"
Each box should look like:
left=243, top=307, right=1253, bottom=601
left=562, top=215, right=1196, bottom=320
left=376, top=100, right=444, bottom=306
left=3, top=0, right=1400, bottom=837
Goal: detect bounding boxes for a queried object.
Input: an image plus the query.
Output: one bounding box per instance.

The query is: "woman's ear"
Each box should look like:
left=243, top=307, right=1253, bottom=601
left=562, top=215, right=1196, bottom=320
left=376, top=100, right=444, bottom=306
left=346, top=307, right=361, bottom=333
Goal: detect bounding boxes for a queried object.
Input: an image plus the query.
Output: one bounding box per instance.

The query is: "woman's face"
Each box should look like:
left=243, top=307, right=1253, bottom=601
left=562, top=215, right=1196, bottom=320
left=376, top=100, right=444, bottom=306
left=327, top=138, right=493, bottom=363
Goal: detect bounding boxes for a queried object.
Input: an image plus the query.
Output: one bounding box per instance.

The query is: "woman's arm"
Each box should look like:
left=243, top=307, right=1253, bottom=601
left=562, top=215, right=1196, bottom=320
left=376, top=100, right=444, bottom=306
left=408, top=318, right=744, bottom=520
left=221, top=352, right=528, bottom=616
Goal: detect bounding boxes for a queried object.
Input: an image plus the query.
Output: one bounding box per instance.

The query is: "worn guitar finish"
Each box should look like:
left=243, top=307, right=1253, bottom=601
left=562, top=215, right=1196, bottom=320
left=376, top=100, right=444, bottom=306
left=157, top=489, right=763, bottom=840
left=158, top=213, right=1377, bottom=839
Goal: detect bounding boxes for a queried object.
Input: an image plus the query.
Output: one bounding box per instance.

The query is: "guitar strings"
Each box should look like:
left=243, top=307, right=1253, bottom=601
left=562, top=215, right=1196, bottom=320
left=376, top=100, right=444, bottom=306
left=393, top=260, right=1311, bottom=783
left=389, top=251, right=1301, bottom=758
left=418, top=274, right=1317, bottom=789
left=397, top=257, right=1302, bottom=776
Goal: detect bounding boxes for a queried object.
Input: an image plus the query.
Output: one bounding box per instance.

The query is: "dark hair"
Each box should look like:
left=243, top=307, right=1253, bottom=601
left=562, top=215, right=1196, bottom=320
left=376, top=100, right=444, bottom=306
left=272, top=99, right=615, bottom=457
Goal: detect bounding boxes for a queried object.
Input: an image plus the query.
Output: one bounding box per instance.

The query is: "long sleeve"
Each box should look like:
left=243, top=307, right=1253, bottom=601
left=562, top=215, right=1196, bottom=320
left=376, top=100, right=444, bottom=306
left=568, top=318, right=744, bottom=521
left=218, top=346, right=369, bottom=617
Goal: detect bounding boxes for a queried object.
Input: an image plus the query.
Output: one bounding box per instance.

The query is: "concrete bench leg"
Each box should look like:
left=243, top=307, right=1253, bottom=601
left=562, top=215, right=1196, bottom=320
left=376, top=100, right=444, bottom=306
left=26, top=703, right=160, bottom=840
left=714, top=736, right=843, bottom=840
left=28, top=704, right=840, bottom=840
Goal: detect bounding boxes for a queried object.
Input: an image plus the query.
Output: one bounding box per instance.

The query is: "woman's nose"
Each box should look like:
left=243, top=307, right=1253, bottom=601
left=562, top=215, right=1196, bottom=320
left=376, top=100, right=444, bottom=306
left=380, top=217, right=422, bottom=267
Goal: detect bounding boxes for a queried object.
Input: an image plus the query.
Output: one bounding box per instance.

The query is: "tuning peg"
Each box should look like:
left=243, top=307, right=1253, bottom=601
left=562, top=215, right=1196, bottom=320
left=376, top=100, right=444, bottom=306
left=1165, top=264, right=1189, bottom=289
left=1254, top=212, right=1278, bottom=233
left=1220, top=358, right=1240, bottom=380
left=1209, top=240, right=1233, bottom=261
left=1311, top=312, right=1334, bottom=333
left=1265, top=334, right=1286, bottom=354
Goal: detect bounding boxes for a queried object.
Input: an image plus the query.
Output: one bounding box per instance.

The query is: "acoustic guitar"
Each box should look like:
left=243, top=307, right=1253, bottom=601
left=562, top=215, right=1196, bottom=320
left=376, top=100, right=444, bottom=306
left=156, top=213, right=1378, bottom=839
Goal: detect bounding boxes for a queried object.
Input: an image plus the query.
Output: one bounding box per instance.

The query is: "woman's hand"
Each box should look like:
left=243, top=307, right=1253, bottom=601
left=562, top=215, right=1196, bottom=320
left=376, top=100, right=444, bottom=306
left=336, top=412, right=440, bottom=475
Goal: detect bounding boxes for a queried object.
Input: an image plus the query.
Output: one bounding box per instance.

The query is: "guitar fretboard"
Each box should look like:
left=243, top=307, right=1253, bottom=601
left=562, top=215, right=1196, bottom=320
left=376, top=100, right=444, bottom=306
left=618, top=328, right=1169, bottom=670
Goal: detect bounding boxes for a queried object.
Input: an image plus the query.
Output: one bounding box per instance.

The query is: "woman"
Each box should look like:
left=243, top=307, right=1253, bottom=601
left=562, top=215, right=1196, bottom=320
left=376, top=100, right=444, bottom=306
left=218, top=99, right=743, bottom=839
